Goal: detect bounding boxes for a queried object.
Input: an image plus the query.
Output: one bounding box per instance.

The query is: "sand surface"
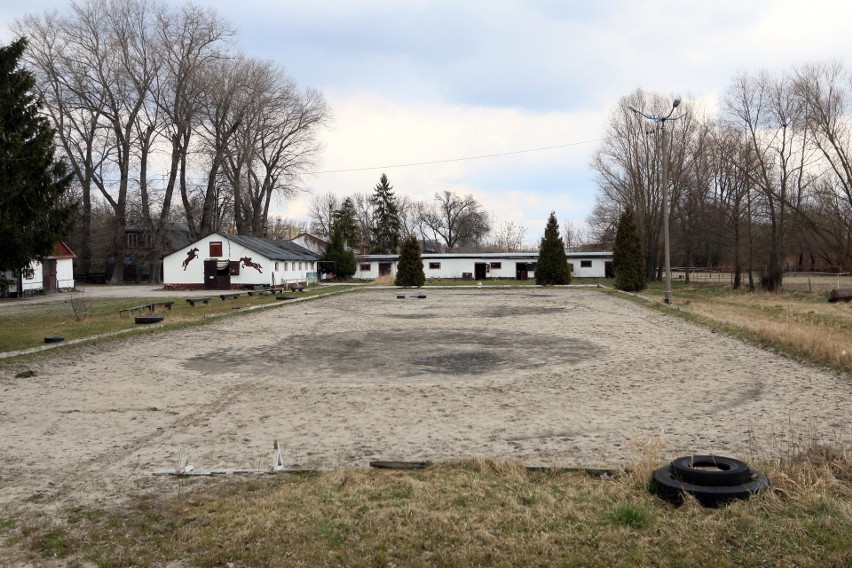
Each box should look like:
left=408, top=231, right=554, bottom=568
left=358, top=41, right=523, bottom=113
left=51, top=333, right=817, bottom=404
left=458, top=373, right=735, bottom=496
left=1, top=287, right=849, bottom=516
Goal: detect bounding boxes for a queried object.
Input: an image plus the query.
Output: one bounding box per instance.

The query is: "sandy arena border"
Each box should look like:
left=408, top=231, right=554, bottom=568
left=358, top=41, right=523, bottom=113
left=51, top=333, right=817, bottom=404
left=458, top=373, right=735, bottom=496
left=0, top=287, right=849, bottom=514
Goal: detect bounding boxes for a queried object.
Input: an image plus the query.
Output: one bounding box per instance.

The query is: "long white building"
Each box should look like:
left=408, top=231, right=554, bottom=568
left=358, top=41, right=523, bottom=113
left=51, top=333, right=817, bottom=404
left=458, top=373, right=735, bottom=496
left=354, top=251, right=613, bottom=281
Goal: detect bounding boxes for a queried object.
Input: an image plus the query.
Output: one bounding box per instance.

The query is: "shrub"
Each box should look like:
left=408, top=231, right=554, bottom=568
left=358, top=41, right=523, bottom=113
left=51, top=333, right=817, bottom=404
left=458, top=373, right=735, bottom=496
left=613, top=206, right=646, bottom=292
left=395, top=235, right=425, bottom=287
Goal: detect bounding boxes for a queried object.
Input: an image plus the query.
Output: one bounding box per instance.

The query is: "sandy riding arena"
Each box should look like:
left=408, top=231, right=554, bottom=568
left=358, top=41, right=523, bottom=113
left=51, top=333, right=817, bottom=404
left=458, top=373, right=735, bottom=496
left=1, top=288, right=849, bottom=512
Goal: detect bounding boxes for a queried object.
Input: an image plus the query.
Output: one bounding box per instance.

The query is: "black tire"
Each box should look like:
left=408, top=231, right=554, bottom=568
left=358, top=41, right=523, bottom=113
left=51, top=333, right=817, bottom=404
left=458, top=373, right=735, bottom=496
left=135, top=316, right=164, bottom=324
left=652, top=465, right=769, bottom=508
left=44, top=336, right=64, bottom=343
left=670, top=455, right=751, bottom=487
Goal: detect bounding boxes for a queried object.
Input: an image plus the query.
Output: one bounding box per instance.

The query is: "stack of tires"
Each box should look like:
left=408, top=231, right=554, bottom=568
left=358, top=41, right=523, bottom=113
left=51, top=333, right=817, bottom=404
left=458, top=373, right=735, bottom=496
left=652, top=455, right=769, bottom=508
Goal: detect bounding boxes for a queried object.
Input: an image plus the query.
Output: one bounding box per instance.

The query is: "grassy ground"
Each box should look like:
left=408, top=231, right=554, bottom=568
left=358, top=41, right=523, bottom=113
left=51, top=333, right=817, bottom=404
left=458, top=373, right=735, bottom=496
left=631, top=280, right=852, bottom=375
left=2, top=279, right=851, bottom=566
left=0, top=285, right=357, bottom=354
left=4, top=450, right=850, bottom=567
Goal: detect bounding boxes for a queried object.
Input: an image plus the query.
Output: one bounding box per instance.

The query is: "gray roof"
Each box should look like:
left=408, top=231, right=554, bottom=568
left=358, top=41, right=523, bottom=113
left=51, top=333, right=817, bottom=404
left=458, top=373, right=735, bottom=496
left=357, top=251, right=613, bottom=261
left=226, top=234, right=321, bottom=261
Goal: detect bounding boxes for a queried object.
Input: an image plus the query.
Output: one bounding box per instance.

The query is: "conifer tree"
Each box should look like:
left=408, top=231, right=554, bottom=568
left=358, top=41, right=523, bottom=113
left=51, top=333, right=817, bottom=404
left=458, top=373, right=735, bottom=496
left=333, top=197, right=361, bottom=251
left=613, top=206, right=646, bottom=292
left=535, top=212, right=570, bottom=285
left=370, top=173, right=401, bottom=254
left=320, top=224, right=356, bottom=280
left=395, top=235, right=425, bottom=287
left=0, top=38, right=74, bottom=287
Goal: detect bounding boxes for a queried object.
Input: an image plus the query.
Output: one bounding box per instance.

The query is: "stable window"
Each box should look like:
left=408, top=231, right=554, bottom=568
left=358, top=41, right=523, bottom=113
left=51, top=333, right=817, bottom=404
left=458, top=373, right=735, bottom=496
left=491, top=262, right=502, bottom=269
left=209, top=241, right=223, bottom=257
left=360, top=263, right=371, bottom=271
left=23, top=267, right=35, bottom=280
left=429, top=262, right=441, bottom=269
left=299, top=262, right=303, bottom=270
left=275, top=261, right=280, bottom=271
left=580, top=260, right=592, bottom=268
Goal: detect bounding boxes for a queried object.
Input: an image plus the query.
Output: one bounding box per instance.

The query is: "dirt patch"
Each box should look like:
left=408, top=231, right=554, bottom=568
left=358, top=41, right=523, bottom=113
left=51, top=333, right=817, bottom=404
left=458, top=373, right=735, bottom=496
left=185, top=328, right=601, bottom=380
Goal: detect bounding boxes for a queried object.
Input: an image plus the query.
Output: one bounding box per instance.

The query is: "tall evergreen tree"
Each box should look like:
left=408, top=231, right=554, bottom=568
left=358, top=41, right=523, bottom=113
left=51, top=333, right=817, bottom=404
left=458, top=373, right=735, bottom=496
left=370, top=173, right=401, bottom=254
left=320, top=223, right=356, bottom=280
left=334, top=197, right=361, bottom=251
left=613, top=206, right=646, bottom=292
left=535, top=212, right=571, bottom=285
left=0, top=38, right=74, bottom=289
left=395, top=234, right=425, bottom=287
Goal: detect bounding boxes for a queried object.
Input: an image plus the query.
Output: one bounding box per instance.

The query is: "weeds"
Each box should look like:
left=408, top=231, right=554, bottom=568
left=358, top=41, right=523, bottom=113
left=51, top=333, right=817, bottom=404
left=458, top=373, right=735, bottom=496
left=608, top=504, right=651, bottom=528
left=38, top=528, right=70, bottom=558
left=11, top=451, right=851, bottom=566
left=67, top=288, right=90, bottom=321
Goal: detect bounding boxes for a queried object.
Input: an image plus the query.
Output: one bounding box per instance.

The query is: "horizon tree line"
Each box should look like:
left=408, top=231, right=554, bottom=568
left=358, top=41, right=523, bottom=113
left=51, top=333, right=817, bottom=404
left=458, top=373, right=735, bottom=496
left=590, top=60, right=852, bottom=291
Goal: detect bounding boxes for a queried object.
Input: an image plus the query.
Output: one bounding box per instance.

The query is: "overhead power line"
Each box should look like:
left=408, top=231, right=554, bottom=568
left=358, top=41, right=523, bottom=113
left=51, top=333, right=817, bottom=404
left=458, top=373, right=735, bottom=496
left=79, top=138, right=603, bottom=183
left=314, top=139, right=603, bottom=174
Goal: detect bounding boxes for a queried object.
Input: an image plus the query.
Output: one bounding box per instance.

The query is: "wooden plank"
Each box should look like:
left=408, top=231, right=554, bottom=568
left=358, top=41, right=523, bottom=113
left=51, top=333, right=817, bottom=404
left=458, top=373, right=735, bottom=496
left=369, top=460, right=431, bottom=470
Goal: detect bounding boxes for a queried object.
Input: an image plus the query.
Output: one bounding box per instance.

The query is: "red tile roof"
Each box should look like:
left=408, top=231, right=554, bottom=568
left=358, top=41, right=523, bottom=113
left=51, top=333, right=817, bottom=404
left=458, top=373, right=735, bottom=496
left=48, top=241, right=77, bottom=259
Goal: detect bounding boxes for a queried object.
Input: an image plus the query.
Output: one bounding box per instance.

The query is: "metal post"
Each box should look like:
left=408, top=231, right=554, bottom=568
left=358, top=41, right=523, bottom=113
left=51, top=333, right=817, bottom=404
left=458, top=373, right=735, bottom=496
left=660, top=123, right=673, bottom=305
left=628, top=98, right=685, bottom=306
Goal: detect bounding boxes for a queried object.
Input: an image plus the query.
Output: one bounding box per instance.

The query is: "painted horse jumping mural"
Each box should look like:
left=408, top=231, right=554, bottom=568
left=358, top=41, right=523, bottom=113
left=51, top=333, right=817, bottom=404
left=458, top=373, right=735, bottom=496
left=182, top=248, right=199, bottom=270
left=240, top=256, right=263, bottom=273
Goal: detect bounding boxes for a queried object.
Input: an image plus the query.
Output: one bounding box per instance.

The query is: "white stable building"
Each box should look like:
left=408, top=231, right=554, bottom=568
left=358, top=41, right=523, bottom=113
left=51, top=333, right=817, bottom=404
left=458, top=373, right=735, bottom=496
left=162, top=233, right=320, bottom=290
left=353, top=251, right=613, bottom=281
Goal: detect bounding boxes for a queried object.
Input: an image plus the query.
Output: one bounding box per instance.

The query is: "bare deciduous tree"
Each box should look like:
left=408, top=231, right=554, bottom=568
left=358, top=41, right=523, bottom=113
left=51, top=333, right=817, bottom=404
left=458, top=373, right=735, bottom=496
left=724, top=70, right=813, bottom=290
left=308, top=192, right=340, bottom=237
left=414, top=191, right=490, bottom=252
left=490, top=220, right=528, bottom=252
left=590, top=89, right=696, bottom=280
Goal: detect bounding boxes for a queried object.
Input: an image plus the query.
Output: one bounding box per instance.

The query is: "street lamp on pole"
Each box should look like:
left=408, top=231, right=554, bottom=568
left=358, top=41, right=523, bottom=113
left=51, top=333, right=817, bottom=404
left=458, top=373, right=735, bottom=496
left=628, top=98, right=686, bottom=305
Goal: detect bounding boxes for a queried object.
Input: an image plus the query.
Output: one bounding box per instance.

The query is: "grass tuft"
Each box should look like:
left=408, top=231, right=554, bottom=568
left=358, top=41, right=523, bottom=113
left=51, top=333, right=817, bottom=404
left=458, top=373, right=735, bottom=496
left=38, top=528, right=71, bottom=558
left=608, top=504, right=651, bottom=529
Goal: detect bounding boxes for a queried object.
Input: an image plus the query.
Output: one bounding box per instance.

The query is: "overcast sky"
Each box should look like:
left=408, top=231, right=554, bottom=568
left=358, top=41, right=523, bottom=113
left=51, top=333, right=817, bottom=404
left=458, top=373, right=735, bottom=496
left=4, top=0, right=852, bottom=243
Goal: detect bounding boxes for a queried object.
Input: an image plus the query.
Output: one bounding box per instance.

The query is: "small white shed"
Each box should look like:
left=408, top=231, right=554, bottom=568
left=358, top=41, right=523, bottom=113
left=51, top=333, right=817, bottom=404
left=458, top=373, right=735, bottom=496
left=2, top=242, right=76, bottom=297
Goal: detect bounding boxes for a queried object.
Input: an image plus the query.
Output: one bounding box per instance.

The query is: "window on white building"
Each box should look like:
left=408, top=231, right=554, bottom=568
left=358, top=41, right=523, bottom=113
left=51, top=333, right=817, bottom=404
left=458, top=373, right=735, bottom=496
left=360, top=263, right=371, bottom=271
left=580, top=260, right=592, bottom=268
left=429, top=262, right=441, bottom=269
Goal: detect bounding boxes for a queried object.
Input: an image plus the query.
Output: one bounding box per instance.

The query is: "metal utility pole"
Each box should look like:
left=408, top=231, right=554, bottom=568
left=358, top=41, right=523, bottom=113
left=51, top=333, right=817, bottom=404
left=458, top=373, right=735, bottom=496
left=628, top=98, right=687, bottom=305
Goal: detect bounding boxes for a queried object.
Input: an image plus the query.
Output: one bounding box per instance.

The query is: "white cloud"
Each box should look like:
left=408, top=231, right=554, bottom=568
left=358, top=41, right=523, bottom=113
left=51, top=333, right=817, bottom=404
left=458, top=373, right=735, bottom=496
left=273, top=93, right=604, bottom=243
